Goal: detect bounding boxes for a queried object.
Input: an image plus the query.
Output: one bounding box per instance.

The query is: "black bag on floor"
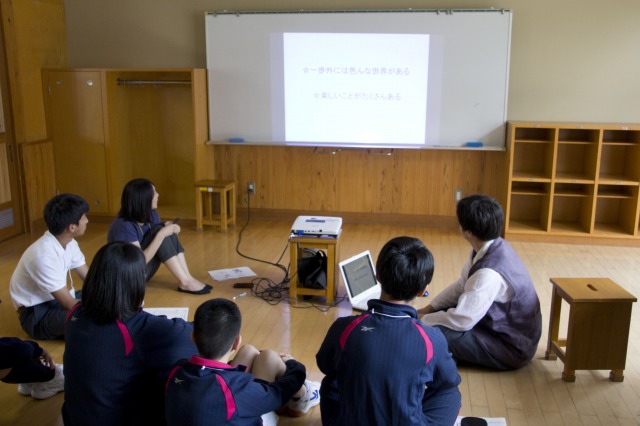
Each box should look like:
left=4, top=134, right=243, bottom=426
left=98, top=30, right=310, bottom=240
left=297, top=249, right=327, bottom=289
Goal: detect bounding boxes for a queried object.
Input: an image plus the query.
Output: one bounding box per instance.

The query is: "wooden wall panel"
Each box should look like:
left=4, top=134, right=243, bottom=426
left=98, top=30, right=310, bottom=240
left=213, top=145, right=506, bottom=221
left=46, top=70, right=111, bottom=214
left=1, top=0, right=66, bottom=143
left=159, top=86, right=195, bottom=207
left=104, top=70, right=132, bottom=210
left=20, top=140, right=56, bottom=223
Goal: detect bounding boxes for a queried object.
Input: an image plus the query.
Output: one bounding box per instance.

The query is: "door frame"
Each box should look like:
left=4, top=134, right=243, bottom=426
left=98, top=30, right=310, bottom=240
left=0, top=5, right=25, bottom=241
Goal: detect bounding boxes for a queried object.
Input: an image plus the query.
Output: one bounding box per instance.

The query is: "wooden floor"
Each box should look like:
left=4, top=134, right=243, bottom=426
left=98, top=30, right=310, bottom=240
left=1, top=218, right=640, bottom=425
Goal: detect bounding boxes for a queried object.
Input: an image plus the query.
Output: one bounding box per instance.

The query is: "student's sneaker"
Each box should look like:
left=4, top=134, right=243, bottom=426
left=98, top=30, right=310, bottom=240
left=260, top=411, right=279, bottom=426
left=287, top=380, right=321, bottom=417
left=17, top=383, right=32, bottom=396
left=31, top=364, right=64, bottom=400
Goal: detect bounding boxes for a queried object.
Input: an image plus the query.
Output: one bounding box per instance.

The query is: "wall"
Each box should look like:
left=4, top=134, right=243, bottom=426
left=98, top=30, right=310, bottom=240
left=62, top=0, right=640, bottom=220
left=64, top=0, right=640, bottom=123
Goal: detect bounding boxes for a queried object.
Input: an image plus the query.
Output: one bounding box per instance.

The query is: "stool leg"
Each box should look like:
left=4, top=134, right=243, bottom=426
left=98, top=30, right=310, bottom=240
left=561, top=369, right=576, bottom=382
left=229, top=186, right=236, bottom=226
left=289, top=242, right=299, bottom=300
left=220, top=189, right=228, bottom=231
left=195, top=188, right=203, bottom=230
left=609, top=370, right=624, bottom=382
left=205, top=192, right=213, bottom=222
left=326, top=245, right=335, bottom=303
left=545, top=289, right=561, bottom=361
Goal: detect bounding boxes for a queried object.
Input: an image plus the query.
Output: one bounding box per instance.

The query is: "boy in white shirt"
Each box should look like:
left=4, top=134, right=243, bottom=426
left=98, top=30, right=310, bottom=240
left=10, top=194, right=89, bottom=340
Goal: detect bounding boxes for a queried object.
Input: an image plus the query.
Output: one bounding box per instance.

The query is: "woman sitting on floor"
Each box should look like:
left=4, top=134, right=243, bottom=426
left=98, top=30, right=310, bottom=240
left=107, top=178, right=211, bottom=294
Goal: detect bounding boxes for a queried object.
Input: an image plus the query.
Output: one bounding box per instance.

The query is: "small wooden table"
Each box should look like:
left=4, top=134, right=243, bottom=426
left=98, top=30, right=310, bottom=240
left=545, top=278, right=636, bottom=382
left=194, top=180, right=236, bottom=231
left=289, top=235, right=339, bottom=303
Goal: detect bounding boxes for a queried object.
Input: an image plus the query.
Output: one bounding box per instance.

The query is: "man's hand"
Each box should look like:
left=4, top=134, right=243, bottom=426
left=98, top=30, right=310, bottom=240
left=417, top=304, right=435, bottom=316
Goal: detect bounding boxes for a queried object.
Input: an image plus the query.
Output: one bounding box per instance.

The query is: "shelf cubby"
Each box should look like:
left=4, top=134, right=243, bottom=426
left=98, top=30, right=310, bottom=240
left=511, top=181, right=549, bottom=196
left=554, top=182, right=595, bottom=198
left=550, top=189, right=594, bottom=234
left=514, top=126, right=555, bottom=143
left=602, top=129, right=640, bottom=144
left=510, top=126, right=556, bottom=181
left=555, top=138, right=599, bottom=183
left=557, top=128, right=600, bottom=144
left=597, top=184, right=637, bottom=198
left=507, top=190, right=551, bottom=233
left=511, top=143, right=555, bottom=181
left=594, top=185, right=639, bottom=236
left=599, top=137, right=640, bottom=184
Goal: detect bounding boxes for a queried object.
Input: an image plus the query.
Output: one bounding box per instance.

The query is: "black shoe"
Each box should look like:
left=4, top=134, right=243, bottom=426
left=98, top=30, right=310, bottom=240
left=177, top=284, right=212, bottom=295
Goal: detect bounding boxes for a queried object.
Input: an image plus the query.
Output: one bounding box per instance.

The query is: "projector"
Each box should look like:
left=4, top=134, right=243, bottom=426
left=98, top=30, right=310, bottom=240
left=291, top=216, right=342, bottom=238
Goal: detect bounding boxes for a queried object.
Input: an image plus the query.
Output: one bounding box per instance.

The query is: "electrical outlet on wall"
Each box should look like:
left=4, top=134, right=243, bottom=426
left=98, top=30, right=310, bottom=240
left=247, top=182, right=256, bottom=195
left=455, top=188, right=462, bottom=203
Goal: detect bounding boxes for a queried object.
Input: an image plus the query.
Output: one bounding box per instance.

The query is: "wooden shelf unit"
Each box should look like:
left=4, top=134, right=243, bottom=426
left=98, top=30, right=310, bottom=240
left=42, top=68, right=214, bottom=220
left=505, top=122, right=640, bottom=244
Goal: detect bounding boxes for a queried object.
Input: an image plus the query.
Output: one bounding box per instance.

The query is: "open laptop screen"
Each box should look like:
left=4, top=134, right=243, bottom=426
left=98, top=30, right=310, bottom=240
left=341, top=252, right=378, bottom=297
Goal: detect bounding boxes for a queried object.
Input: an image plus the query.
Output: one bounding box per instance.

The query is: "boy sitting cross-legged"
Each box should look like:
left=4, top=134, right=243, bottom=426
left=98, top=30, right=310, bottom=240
left=165, top=298, right=320, bottom=425
left=316, top=236, right=462, bottom=425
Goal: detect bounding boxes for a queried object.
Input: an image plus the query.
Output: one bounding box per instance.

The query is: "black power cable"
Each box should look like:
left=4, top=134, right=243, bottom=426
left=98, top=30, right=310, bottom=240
left=234, top=188, right=347, bottom=311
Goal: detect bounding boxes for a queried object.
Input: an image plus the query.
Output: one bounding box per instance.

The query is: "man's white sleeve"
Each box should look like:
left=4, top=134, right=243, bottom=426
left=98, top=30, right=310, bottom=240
left=422, top=268, right=506, bottom=331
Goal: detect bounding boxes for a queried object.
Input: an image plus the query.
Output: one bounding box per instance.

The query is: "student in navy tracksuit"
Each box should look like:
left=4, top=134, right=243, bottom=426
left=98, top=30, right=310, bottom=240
left=62, top=242, right=197, bottom=426
left=165, top=298, right=320, bottom=425
left=317, top=236, right=462, bottom=426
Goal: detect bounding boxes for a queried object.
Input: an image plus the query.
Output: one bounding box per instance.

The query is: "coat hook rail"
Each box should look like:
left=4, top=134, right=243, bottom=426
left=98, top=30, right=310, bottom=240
left=116, top=79, right=192, bottom=87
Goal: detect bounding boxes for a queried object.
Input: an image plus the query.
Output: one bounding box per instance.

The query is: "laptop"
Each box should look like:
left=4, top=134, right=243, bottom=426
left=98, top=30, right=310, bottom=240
left=339, top=250, right=382, bottom=311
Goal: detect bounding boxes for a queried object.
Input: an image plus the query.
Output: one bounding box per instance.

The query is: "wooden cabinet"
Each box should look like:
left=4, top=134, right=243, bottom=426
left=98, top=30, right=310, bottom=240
left=505, top=121, right=640, bottom=245
left=42, top=68, right=214, bottom=219
left=47, top=70, right=110, bottom=213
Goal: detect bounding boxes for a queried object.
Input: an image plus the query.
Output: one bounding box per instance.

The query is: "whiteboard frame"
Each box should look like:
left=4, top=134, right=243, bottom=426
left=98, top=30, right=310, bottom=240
left=205, top=9, right=512, bottom=150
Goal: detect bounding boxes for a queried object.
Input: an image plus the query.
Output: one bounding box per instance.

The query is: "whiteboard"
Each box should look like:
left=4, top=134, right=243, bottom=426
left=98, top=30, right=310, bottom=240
left=205, top=10, right=511, bottom=149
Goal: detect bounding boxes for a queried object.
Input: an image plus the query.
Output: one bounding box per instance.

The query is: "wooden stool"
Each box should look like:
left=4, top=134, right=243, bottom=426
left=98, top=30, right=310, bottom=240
left=545, top=278, right=636, bottom=382
left=194, top=180, right=236, bottom=231
left=289, top=235, right=340, bottom=303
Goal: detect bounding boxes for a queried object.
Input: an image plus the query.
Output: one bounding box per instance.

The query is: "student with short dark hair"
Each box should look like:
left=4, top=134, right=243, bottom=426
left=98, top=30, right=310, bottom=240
left=192, top=298, right=242, bottom=359
left=107, top=178, right=211, bottom=294
left=165, top=298, right=320, bottom=425
left=419, top=194, right=542, bottom=370
left=62, top=241, right=197, bottom=426
left=10, top=193, right=89, bottom=340
left=317, top=236, right=461, bottom=426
